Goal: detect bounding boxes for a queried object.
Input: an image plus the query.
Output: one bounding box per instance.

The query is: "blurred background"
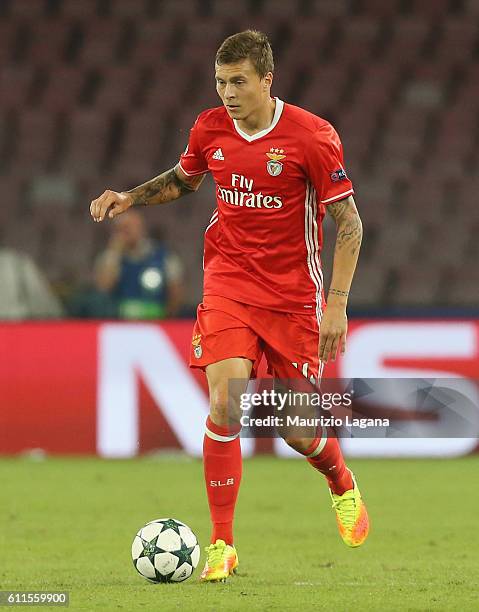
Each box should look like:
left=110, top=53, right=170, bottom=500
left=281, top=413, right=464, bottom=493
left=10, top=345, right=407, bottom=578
left=1, top=0, right=478, bottom=320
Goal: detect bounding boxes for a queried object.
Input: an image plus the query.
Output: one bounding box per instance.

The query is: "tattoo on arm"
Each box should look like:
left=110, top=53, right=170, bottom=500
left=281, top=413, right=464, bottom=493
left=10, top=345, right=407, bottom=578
left=329, top=288, right=349, bottom=297
left=328, top=197, right=363, bottom=256
left=327, top=199, right=348, bottom=221
left=127, top=168, right=195, bottom=207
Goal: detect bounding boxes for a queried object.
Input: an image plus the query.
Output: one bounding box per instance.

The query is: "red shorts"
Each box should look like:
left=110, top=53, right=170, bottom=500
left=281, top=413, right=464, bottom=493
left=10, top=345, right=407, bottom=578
left=189, top=295, right=323, bottom=383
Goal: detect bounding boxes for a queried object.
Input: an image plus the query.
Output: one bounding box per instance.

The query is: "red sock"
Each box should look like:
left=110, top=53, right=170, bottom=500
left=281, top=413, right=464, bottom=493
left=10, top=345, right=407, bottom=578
left=303, top=428, right=353, bottom=495
left=203, top=417, right=242, bottom=545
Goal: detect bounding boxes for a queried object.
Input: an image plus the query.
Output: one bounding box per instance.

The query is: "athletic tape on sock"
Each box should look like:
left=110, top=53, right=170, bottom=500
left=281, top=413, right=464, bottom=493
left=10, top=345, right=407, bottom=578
left=307, top=426, right=328, bottom=458
left=205, top=426, right=239, bottom=442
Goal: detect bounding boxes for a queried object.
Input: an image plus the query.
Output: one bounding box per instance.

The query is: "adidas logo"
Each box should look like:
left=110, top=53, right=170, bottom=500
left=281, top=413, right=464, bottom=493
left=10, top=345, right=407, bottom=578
left=212, top=148, right=224, bottom=161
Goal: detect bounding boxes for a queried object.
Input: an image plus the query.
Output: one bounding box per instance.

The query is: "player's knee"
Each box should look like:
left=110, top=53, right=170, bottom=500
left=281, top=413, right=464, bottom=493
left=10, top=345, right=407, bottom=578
left=209, top=388, right=240, bottom=427
left=283, top=436, right=312, bottom=454
left=209, top=401, right=228, bottom=427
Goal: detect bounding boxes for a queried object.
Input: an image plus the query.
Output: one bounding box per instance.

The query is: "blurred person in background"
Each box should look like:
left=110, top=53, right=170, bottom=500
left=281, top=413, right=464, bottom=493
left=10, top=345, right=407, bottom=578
left=66, top=258, right=118, bottom=319
left=95, top=209, right=183, bottom=320
left=0, top=246, right=63, bottom=319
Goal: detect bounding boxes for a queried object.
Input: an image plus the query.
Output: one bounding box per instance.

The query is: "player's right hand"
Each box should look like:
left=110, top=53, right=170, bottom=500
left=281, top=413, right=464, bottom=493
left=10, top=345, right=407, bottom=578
left=90, top=190, right=134, bottom=222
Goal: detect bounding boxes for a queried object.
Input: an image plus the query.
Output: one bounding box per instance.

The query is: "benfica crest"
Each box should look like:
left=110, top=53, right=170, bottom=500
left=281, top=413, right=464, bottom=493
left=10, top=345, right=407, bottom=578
left=192, top=333, right=202, bottom=358
left=266, top=147, right=286, bottom=176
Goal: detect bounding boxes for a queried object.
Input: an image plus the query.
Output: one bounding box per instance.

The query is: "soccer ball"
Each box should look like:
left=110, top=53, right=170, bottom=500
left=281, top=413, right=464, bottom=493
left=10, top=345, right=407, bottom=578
left=131, top=518, right=200, bottom=583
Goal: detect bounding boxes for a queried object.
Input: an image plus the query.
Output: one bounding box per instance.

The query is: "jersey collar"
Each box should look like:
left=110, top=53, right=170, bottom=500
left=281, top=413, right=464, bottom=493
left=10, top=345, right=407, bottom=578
left=232, top=97, right=284, bottom=143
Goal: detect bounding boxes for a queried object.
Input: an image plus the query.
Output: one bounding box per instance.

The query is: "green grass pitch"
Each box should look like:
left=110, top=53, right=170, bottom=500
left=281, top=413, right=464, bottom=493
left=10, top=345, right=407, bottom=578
left=1, top=455, right=478, bottom=611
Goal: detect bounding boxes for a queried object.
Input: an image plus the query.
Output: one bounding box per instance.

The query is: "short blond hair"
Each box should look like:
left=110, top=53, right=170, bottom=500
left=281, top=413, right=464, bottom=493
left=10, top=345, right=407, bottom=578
left=216, top=30, right=274, bottom=78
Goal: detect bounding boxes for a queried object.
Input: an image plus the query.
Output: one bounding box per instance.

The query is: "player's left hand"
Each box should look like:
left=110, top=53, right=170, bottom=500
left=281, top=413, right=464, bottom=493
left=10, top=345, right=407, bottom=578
left=318, top=304, right=347, bottom=363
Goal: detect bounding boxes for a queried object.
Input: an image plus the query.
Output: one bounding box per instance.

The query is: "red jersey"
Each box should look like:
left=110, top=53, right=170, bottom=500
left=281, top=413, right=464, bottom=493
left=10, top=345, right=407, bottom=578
left=178, top=98, right=354, bottom=321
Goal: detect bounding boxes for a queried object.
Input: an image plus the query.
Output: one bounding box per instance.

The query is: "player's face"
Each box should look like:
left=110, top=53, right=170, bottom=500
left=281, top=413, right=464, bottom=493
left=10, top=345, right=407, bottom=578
left=215, top=59, right=272, bottom=121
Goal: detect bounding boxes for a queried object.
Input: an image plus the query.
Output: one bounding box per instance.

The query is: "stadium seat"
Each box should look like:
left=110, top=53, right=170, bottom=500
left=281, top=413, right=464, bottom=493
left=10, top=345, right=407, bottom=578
left=442, top=264, right=479, bottom=306
left=158, top=0, right=201, bottom=17
left=61, top=0, right=101, bottom=18
left=349, top=62, right=399, bottom=111
left=210, top=0, right=252, bottom=18
left=355, top=182, right=391, bottom=225
left=423, top=221, right=466, bottom=267
left=351, top=260, right=388, bottom=306
left=410, top=0, right=455, bottom=17
left=385, top=18, right=431, bottom=64
left=285, top=20, right=331, bottom=63
left=356, top=0, right=402, bottom=17
left=62, top=109, right=110, bottom=176
left=93, top=66, right=141, bottom=111
left=14, top=111, right=58, bottom=171
left=465, top=0, right=479, bottom=14
left=375, top=222, right=418, bottom=265
left=435, top=19, right=478, bottom=63
left=30, top=24, right=71, bottom=63
left=78, top=22, right=123, bottom=66
left=393, top=266, right=443, bottom=306
left=0, top=22, right=16, bottom=63
left=8, top=0, right=46, bottom=18
left=129, top=21, right=174, bottom=64
left=309, top=0, right=356, bottom=15
left=260, top=0, right=305, bottom=18
left=301, top=65, right=351, bottom=115
left=41, top=67, right=87, bottom=111
left=0, top=66, right=34, bottom=108
left=335, top=18, right=382, bottom=63
left=184, top=20, right=227, bottom=55
left=0, top=177, right=24, bottom=226
left=111, top=110, right=165, bottom=178
left=113, top=0, right=148, bottom=17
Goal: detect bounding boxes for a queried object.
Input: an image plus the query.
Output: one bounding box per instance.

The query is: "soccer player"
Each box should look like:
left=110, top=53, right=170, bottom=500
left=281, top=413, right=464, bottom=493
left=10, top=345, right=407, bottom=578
left=90, top=30, right=369, bottom=582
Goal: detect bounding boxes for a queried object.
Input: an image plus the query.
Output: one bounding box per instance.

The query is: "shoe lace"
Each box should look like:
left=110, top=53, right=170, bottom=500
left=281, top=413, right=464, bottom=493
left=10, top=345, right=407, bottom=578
left=205, top=541, right=225, bottom=567
left=332, top=493, right=357, bottom=528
